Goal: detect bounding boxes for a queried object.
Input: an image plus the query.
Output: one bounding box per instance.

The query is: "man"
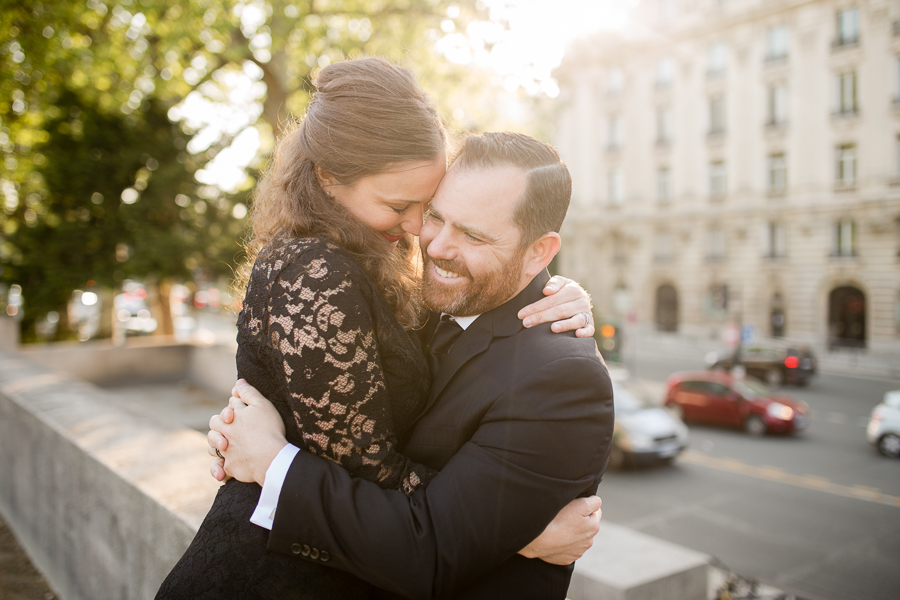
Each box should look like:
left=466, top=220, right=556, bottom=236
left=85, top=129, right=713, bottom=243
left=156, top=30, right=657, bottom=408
left=211, top=132, right=614, bottom=599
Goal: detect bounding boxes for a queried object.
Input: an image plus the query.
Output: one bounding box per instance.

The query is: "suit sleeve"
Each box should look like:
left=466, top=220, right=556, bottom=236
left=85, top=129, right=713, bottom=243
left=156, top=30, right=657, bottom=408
left=268, top=355, right=614, bottom=599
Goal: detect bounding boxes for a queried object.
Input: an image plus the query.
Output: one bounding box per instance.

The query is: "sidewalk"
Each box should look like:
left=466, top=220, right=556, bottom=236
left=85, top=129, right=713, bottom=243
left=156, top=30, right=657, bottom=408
left=0, top=513, right=56, bottom=600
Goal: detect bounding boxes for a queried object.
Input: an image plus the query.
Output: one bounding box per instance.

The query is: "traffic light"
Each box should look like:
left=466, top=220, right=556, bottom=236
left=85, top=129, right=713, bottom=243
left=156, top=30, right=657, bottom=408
left=596, top=322, right=622, bottom=363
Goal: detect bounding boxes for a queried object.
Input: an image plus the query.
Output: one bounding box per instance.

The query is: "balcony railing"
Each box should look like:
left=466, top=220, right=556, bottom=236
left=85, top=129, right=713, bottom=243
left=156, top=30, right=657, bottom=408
left=831, top=35, right=859, bottom=50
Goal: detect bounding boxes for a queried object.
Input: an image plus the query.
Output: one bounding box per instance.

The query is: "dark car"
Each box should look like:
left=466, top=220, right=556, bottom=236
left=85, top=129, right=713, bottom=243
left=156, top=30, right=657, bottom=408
left=709, top=344, right=817, bottom=387
left=665, top=371, right=809, bottom=436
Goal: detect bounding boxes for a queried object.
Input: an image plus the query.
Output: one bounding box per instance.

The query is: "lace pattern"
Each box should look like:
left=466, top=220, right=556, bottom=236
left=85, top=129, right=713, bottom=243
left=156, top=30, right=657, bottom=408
left=237, top=236, right=435, bottom=493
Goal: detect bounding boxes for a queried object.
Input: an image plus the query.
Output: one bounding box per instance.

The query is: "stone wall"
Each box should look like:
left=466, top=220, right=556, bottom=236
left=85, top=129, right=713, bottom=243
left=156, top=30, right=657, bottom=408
left=0, top=349, right=219, bottom=600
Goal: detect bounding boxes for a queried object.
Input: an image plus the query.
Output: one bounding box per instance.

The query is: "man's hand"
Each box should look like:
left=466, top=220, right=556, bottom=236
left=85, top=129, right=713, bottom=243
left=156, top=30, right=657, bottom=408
left=518, top=276, right=595, bottom=338
left=207, top=379, right=288, bottom=486
left=518, top=496, right=602, bottom=565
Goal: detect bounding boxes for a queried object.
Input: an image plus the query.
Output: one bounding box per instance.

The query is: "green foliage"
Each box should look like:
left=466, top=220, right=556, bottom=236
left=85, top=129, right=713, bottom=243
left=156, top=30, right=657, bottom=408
left=0, top=0, right=493, bottom=340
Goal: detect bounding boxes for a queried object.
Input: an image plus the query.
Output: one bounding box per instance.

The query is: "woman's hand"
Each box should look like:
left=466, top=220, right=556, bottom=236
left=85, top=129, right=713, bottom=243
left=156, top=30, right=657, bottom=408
left=207, top=380, right=288, bottom=486
left=518, top=276, right=594, bottom=338
left=518, top=496, right=602, bottom=565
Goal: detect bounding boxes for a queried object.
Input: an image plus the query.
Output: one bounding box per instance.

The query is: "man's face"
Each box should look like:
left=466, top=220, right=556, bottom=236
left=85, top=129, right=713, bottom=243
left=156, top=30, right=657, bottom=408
left=419, top=164, right=531, bottom=316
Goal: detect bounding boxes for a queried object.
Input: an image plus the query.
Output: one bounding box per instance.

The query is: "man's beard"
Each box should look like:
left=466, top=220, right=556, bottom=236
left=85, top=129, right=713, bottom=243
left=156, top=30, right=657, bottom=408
left=421, top=247, right=528, bottom=316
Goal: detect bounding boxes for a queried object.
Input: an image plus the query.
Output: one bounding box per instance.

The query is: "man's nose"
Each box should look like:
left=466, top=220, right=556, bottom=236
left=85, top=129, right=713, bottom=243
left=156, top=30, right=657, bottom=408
left=426, top=226, right=455, bottom=261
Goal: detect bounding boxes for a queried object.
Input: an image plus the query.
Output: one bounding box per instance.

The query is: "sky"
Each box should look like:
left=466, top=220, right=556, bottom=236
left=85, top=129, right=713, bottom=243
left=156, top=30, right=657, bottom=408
left=184, top=0, right=639, bottom=193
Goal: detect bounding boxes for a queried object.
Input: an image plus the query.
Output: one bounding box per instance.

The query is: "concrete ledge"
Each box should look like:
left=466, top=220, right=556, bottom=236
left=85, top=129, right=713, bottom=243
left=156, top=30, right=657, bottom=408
left=0, top=350, right=219, bottom=600
left=568, top=522, right=710, bottom=600
left=21, top=337, right=237, bottom=398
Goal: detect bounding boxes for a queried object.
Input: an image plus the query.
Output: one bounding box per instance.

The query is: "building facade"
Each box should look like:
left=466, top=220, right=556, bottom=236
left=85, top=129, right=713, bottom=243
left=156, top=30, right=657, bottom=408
left=554, top=0, right=900, bottom=357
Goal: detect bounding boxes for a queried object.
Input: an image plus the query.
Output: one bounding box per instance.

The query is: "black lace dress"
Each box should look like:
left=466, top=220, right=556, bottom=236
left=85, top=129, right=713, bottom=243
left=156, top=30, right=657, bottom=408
left=156, top=236, right=435, bottom=600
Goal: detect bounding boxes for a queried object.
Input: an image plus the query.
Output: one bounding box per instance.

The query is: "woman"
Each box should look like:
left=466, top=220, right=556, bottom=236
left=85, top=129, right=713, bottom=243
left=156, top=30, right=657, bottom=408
left=156, top=57, right=593, bottom=600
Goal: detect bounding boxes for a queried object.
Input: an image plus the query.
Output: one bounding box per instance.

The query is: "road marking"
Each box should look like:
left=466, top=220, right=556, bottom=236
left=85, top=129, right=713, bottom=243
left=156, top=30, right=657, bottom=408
left=806, top=411, right=870, bottom=427
left=680, top=450, right=900, bottom=509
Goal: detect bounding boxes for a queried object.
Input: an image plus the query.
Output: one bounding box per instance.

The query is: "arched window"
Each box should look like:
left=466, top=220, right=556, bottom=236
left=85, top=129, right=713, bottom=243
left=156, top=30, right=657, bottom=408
left=655, top=284, right=679, bottom=332
left=828, top=286, right=866, bottom=348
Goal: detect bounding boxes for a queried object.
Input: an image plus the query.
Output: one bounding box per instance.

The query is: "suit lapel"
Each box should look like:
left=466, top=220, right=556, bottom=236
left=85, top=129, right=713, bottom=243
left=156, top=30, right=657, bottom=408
left=418, top=269, right=552, bottom=415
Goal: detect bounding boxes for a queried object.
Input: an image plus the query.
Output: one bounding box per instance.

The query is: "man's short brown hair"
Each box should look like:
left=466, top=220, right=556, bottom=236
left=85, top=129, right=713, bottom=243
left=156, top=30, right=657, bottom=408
left=451, top=132, right=572, bottom=248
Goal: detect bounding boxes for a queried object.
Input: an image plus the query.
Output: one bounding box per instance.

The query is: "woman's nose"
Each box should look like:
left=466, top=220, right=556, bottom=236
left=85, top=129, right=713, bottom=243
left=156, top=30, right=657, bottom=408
left=401, top=204, right=425, bottom=236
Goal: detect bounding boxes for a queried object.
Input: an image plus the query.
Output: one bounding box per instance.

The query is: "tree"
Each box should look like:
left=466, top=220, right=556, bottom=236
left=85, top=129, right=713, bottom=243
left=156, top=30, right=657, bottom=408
left=0, top=0, right=497, bottom=341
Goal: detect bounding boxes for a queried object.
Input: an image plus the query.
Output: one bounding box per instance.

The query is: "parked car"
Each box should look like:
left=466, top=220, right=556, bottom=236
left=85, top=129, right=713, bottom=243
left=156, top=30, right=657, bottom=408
left=665, top=371, right=809, bottom=436
left=866, top=391, right=900, bottom=458
left=708, top=343, right=817, bottom=387
left=609, top=382, right=689, bottom=469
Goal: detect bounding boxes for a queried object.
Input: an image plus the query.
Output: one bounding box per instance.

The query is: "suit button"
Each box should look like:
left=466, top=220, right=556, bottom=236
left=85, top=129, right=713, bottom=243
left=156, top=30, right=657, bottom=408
left=291, top=543, right=302, bottom=555
left=310, top=548, right=320, bottom=560
left=301, top=545, right=311, bottom=557
left=320, top=551, right=330, bottom=562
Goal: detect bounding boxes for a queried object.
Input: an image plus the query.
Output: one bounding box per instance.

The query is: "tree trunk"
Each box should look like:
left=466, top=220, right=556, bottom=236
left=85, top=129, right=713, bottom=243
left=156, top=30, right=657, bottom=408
left=154, top=279, right=175, bottom=336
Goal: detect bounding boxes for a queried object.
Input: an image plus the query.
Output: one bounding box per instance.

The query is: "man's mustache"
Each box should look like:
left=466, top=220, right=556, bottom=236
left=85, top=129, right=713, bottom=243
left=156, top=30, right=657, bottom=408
left=426, top=256, right=471, bottom=279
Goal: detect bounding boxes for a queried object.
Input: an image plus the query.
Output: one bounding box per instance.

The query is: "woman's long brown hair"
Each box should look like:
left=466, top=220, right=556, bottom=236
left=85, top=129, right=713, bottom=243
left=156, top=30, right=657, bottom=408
left=246, top=57, right=447, bottom=328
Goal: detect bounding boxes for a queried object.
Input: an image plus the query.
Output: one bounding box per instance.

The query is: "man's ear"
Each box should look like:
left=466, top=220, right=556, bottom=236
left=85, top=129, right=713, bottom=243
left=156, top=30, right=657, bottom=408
left=523, top=232, right=561, bottom=278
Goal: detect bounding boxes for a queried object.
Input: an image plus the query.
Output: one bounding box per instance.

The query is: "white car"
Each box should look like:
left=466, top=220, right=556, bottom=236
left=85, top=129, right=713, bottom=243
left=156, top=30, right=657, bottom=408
left=866, top=391, right=900, bottom=458
left=609, top=382, right=690, bottom=469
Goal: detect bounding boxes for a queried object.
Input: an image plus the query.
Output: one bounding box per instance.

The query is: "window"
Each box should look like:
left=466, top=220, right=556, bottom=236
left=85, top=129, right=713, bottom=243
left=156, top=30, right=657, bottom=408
left=895, top=294, right=900, bottom=331
left=895, top=57, right=900, bottom=104
left=708, top=225, right=726, bottom=259
left=660, top=0, right=677, bottom=22
left=607, top=68, right=624, bottom=96
left=657, top=167, right=672, bottom=203
left=767, top=83, right=788, bottom=125
left=762, top=221, right=787, bottom=258
left=607, top=115, right=622, bottom=150
left=832, top=219, right=856, bottom=256
left=765, top=25, right=789, bottom=62
left=896, top=135, right=900, bottom=178
left=707, top=42, right=728, bottom=77
left=836, top=7, right=859, bottom=46
left=655, top=230, right=674, bottom=261
left=612, top=234, right=628, bottom=263
left=613, top=285, right=632, bottom=316
left=834, top=71, right=858, bottom=114
left=710, top=161, right=727, bottom=198
left=656, top=106, right=672, bottom=143
left=705, top=284, right=729, bottom=317
left=655, top=57, right=675, bottom=88
left=836, top=144, right=857, bottom=186
left=768, top=153, right=787, bottom=193
left=609, top=168, right=624, bottom=205
left=709, top=95, right=726, bottom=134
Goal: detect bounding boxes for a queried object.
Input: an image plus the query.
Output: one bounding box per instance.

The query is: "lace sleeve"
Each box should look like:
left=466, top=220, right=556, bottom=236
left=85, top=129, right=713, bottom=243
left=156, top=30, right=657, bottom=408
left=266, top=251, right=437, bottom=495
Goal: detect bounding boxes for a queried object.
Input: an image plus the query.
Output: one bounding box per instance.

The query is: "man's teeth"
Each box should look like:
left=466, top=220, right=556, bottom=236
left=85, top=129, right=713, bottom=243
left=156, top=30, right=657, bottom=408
left=435, top=265, right=461, bottom=279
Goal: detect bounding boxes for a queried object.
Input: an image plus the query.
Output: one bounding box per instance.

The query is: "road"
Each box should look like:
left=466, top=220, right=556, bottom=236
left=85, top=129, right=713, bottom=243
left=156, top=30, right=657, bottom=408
left=602, top=351, right=900, bottom=600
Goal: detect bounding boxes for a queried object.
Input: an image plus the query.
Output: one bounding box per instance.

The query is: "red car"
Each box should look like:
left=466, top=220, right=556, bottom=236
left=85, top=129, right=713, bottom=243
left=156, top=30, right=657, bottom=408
left=665, top=371, right=809, bottom=436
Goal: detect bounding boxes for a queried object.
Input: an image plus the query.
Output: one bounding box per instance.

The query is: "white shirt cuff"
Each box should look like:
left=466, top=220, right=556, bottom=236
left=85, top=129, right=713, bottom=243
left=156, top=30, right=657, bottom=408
left=250, top=443, right=299, bottom=530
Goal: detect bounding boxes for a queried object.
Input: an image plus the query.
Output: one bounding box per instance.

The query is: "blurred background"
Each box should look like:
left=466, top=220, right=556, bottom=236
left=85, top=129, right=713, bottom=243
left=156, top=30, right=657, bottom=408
left=2, top=1, right=900, bottom=599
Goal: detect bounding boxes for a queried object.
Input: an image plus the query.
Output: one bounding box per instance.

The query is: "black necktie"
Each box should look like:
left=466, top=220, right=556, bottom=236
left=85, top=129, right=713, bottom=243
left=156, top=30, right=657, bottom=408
left=428, top=314, right=463, bottom=374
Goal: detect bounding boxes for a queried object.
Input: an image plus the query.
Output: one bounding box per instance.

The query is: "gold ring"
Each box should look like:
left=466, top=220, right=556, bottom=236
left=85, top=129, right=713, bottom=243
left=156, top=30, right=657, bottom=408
left=215, top=448, right=224, bottom=460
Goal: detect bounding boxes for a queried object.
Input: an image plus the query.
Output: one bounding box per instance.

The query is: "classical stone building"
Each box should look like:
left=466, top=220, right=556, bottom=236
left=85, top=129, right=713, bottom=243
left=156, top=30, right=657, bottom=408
left=554, top=0, right=900, bottom=358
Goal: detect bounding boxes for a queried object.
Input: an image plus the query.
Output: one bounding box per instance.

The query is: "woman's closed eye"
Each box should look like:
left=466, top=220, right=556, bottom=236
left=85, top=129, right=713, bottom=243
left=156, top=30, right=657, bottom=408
left=391, top=206, right=409, bottom=215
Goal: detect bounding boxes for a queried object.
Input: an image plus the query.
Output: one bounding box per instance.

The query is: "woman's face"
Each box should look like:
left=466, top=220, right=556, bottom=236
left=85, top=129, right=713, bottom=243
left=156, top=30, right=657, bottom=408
left=326, top=155, right=447, bottom=245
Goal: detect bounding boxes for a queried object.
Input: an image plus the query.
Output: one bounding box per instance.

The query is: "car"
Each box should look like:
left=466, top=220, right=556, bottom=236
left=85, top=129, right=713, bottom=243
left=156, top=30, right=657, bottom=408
left=665, top=371, right=809, bottom=436
left=708, top=343, right=817, bottom=387
left=866, top=391, right=900, bottom=458
left=609, top=382, right=690, bottom=469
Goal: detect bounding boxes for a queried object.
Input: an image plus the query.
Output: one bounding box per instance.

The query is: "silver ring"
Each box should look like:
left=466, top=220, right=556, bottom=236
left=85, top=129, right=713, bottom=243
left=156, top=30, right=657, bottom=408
left=578, top=312, right=592, bottom=327
left=215, top=448, right=224, bottom=460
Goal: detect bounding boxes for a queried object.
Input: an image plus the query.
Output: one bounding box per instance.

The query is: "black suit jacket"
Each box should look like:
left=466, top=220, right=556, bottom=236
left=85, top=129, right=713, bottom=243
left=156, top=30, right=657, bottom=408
left=268, top=270, right=614, bottom=599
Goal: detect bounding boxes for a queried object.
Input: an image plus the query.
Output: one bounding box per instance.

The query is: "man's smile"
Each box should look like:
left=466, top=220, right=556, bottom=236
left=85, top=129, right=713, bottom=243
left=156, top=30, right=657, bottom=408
left=433, top=264, right=462, bottom=280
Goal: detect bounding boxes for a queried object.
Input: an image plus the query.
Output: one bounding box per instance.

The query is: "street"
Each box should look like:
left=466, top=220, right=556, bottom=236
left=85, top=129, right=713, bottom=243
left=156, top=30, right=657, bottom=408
left=603, top=351, right=900, bottom=600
